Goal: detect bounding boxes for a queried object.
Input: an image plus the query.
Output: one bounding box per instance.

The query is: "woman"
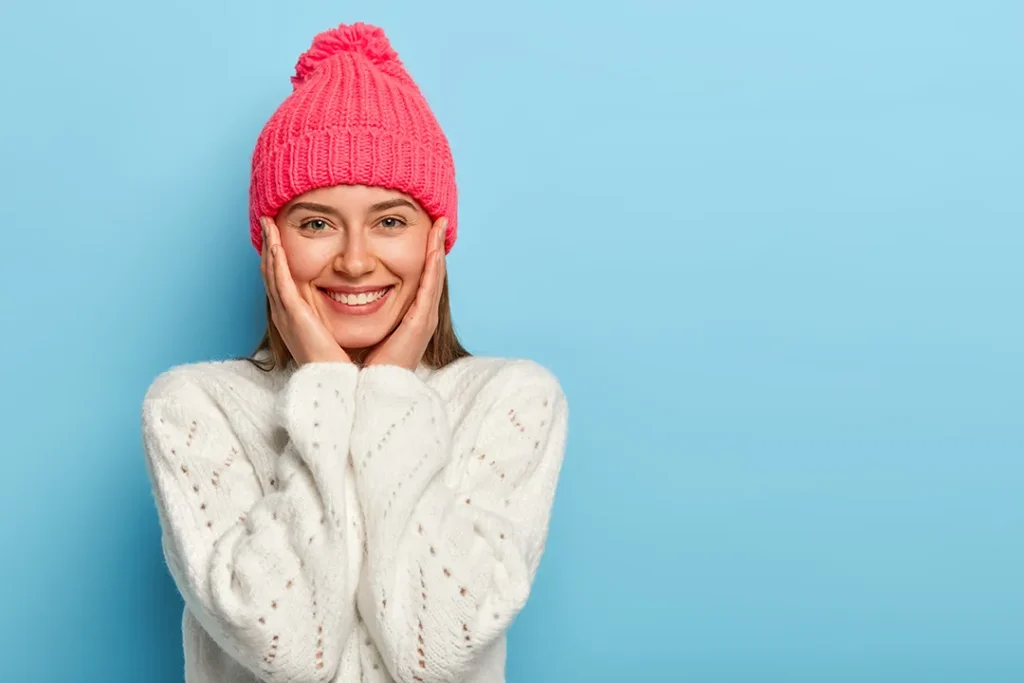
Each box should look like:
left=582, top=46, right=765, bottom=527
left=141, top=21, right=568, bottom=683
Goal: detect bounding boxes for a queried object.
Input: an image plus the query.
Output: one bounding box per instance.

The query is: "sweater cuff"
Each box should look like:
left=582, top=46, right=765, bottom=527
left=278, top=362, right=360, bottom=430
left=276, top=363, right=359, bottom=510
left=352, top=363, right=449, bottom=514
left=356, top=363, right=433, bottom=401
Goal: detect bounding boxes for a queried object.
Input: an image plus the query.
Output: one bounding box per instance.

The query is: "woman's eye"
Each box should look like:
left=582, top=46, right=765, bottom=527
left=379, top=217, right=407, bottom=230
left=301, top=219, right=329, bottom=231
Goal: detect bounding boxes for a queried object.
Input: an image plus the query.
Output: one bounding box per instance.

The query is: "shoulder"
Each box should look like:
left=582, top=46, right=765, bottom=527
left=428, top=355, right=566, bottom=408
left=143, top=355, right=283, bottom=414
left=141, top=356, right=285, bottom=468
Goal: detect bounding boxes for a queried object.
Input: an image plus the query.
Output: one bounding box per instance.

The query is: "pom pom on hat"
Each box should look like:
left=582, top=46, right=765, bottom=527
left=291, top=22, right=414, bottom=90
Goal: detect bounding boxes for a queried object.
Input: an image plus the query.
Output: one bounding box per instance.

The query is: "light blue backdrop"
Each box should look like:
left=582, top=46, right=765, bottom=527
left=1, top=1, right=1021, bottom=681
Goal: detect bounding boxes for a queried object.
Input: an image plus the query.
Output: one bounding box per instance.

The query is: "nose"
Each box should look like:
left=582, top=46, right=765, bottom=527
left=333, top=230, right=377, bottom=278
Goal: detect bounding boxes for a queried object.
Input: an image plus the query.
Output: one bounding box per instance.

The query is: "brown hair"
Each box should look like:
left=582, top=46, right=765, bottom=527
left=246, top=274, right=470, bottom=372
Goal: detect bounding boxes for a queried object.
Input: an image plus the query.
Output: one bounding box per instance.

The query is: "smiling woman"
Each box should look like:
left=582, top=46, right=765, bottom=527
left=140, top=20, right=568, bottom=683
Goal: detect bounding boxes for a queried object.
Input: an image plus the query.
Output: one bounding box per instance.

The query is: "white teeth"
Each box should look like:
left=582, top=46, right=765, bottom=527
left=326, top=287, right=389, bottom=306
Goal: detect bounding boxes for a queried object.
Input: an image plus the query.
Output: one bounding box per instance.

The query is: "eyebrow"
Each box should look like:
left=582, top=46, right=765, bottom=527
left=285, top=198, right=418, bottom=218
left=368, top=198, right=418, bottom=213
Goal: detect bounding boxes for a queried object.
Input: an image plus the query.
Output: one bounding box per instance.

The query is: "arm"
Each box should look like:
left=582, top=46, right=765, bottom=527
left=350, top=361, right=568, bottom=683
left=142, top=362, right=359, bottom=683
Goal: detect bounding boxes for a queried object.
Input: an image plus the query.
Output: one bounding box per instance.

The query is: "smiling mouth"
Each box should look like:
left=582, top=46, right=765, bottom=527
left=318, top=285, right=395, bottom=315
left=320, top=286, right=393, bottom=306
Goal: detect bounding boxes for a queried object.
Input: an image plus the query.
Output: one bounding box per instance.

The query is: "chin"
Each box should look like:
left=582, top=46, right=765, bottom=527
left=333, top=333, right=387, bottom=352
left=330, top=323, right=391, bottom=352
left=318, top=302, right=399, bottom=352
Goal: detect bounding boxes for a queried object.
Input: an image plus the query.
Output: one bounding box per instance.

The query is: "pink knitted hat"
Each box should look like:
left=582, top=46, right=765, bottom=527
left=249, top=22, right=458, bottom=253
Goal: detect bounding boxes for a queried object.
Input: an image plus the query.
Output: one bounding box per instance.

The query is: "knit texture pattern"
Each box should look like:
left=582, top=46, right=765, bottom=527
left=249, top=22, right=459, bottom=255
left=141, top=355, right=568, bottom=683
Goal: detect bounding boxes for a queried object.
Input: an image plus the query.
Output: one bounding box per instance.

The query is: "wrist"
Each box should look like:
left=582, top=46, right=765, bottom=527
left=365, top=359, right=418, bottom=371
left=297, top=349, right=351, bottom=366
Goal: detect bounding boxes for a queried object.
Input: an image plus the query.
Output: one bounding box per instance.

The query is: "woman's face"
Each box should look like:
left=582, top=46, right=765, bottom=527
left=273, top=184, right=432, bottom=354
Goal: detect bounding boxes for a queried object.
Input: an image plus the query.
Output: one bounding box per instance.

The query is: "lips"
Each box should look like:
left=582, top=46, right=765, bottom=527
left=318, top=285, right=394, bottom=316
left=321, top=286, right=391, bottom=306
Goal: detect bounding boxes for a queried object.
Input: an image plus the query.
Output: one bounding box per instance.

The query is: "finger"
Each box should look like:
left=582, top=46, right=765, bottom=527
left=259, top=217, right=268, bottom=279
left=411, top=217, right=447, bottom=327
left=430, top=217, right=447, bottom=292
left=262, top=218, right=282, bottom=311
left=259, top=217, right=269, bottom=280
left=436, top=215, right=447, bottom=251
left=260, top=222, right=268, bottom=280
left=267, top=217, right=290, bottom=308
left=433, top=219, right=447, bottom=311
left=272, top=240, right=302, bottom=313
left=268, top=214, right=282, bottom=249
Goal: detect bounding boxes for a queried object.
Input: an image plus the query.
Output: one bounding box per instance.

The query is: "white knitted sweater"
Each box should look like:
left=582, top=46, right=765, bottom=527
left=141, top=353, right=568, bottom=683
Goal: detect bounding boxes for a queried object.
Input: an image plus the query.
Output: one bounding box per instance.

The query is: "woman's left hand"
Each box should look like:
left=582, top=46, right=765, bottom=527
left=363, top=217, right=448, bottom=371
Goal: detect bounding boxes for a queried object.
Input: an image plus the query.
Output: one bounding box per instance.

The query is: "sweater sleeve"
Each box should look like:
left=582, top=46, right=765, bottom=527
left=350, top=361, right=568, bottom=683
left=141, top=362, right=359, bottom=683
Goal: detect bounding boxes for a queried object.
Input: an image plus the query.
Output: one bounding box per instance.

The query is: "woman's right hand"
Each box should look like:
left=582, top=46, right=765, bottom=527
left=260, top=217, right=350, bottom=366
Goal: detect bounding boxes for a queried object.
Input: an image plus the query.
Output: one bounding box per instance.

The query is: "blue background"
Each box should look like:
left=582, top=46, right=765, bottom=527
left=1, top=1, right=1021, bottom=681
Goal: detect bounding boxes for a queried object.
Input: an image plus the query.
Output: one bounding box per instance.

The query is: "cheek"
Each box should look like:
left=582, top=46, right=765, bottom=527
left=279, top=234, right=330, bottom=285
left=399, top=258, right=425, bottom=288
left=378, top=237, right=427, bottom=287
